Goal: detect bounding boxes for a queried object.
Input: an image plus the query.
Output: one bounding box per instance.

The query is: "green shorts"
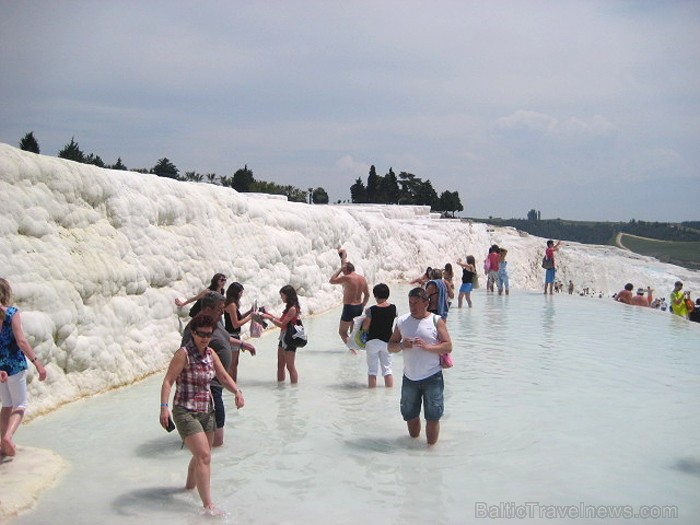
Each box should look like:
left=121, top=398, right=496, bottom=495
left=172, top=405, right=216, bottom=439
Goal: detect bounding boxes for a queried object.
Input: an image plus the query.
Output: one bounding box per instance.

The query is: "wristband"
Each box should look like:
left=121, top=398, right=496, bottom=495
left=160, top=403, right=168, bottom=407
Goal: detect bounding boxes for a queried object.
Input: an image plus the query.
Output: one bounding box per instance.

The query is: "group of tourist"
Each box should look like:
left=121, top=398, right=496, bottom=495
left=3, top=235, right=695, bottom=515
left=614, top=284, right=654, bottom=307
left=331, top=248, right=453, bottom=447
left=483, top=244, right=511, bottom=295
left=164, top=274, right=303, bottom=514
left=612, top=280, right=699, bottom=321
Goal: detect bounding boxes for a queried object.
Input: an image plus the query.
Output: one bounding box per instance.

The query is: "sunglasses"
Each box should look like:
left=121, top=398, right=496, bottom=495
left=194, top=330, right=214, bottom=339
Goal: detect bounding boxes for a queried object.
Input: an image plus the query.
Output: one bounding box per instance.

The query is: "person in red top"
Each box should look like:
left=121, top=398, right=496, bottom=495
left=486, top=245, right=500, bottom=293
left=543, top=240, right=562, bottom=295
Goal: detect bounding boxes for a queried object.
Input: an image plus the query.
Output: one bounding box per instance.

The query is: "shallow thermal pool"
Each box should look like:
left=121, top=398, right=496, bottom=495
left=8, top=285, right=700, bottom=525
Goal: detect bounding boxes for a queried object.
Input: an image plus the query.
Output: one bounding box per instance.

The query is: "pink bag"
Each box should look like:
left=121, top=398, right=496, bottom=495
left=250, top=319, right=263, bottom=338
left=440, top=352, right=453, bottom=369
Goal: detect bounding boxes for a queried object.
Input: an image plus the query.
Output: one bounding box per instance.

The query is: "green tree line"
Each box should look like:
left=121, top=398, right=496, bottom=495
left=350, top=165, right=463, bottom=216
left=18, top=132, right=463, bottom=211
left=476, top=209, right=700, bottom=244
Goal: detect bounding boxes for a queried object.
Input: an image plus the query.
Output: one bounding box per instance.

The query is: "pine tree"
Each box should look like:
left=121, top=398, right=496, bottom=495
left=19, top=132, right=40, bottom=153
left=58, top=137, right=86, bottom=163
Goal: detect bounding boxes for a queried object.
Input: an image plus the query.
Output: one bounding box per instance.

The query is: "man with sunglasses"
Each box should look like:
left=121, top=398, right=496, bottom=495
left=388, top=287, right=452, bottom=445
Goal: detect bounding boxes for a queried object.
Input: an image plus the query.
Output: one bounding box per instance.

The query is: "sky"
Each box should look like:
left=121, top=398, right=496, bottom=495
left=1, top=0, right=699, bottom=222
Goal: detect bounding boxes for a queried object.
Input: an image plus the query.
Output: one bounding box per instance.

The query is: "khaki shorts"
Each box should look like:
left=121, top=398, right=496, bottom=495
left=172, top=405, right=215, bottom=439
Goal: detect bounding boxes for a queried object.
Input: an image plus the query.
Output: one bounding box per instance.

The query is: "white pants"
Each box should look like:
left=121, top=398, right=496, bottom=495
left=365, top=339, right=392, bottom=377
left=0, top=369, right=28, bottom=411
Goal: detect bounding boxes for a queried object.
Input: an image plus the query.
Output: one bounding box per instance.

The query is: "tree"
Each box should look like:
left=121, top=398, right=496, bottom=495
left=84, top=153, right=105, bottom=167
left=379, top=168, right=400, bottom=204
left=183, top=171, right=203, bottom=182
left=232, top=164, right=255, bottom=192
left=58, top=137, right=86, bottom=163
left=110, top=157, right=128, bottom=170
left=366, top=165, right=381, bottom=203
left=527, top=209, right=539, bottom=221
left=19, top=132, right=40, bottom=153
left=397, top=171, right=421, bottom=204
left=312, top=187, right=329, bottom=204
left=350, top=177, right=367, bottom=203
left=415, top=179, right=438, bottom=208
left=206, top=173, right=217, bottom=184
left=151, top=157, right=179, bottom=179
left=438, top=190, right=463, bottom=217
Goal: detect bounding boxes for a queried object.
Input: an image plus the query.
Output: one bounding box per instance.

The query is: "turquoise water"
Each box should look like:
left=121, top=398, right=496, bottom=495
left=9, top=287, right=700, bottom=524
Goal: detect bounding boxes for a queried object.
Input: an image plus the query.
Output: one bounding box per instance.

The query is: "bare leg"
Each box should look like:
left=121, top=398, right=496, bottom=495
left=338, top=320, right=352, bottom=344
left=368, top=375, right=377, bottom=388
left=229, top=352, right=240, bottom=383
left=466, top=292, right=472, bottom=308
left=285, top=351, right=298, bottom=384
left=406, top=417, right=421, bottom=438
left=457, top=292, right=464, bottom=308
left=1, top=407, right=24, bottom=456
left=383, top=374, right=393, bottom=388
left=212, top=427, right=224, bottom=448
left=277, top=346, right=286, bottom=382
left=184, top=431, right=215, bottom=509
left=426, top=420, right=440, bottom=445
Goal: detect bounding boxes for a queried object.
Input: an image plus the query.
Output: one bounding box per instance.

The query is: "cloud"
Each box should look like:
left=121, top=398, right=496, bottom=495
left=495, top=110, right=616, bottom=139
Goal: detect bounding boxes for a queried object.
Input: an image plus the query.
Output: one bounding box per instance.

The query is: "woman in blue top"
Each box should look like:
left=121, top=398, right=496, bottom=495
left=0, top=278, right=47, bottom=457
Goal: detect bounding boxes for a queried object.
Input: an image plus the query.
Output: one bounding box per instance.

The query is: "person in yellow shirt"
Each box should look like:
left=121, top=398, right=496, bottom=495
left=670, top=281, right=689, bottom=318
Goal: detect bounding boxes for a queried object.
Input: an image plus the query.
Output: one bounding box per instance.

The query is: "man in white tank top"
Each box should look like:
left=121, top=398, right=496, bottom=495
left=388, top=287, right=452, bottom=445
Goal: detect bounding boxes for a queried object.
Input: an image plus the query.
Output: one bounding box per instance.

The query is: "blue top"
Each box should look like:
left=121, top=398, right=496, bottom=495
left=0, top=307, right=28, bottom=376
left=427, top=279, right=449, bottom=320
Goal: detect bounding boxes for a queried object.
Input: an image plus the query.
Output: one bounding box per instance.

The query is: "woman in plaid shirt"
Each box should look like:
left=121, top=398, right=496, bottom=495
left=160, top=314, right=245, bottom=516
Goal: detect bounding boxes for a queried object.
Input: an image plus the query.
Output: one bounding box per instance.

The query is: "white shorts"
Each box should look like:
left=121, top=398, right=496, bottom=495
left=365, top=339, right=392, bottom=377
left=0, top=369, right=28, bottom=411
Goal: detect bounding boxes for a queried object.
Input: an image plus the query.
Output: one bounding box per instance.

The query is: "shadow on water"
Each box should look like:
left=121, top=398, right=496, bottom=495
left=672, top=457, right=700, bottom=478
left=111, top=486, right=194, bottom=516
left=134, top=436, right=185, bottom=459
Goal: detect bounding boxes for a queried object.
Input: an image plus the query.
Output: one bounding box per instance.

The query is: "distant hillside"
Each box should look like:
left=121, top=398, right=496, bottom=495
left=467, top=217, right=700, bottom=269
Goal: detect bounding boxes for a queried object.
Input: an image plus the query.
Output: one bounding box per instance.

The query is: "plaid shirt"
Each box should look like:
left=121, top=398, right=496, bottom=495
left=173, top=341, right=215, bottom=412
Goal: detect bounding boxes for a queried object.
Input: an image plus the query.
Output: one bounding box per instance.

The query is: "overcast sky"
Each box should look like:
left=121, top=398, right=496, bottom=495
left=1, top=1, right=698, bottom=221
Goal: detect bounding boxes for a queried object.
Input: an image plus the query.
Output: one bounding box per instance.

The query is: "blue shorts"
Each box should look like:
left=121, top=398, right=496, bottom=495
left=545, top=268, right=556, bottom=283
left=459, top=283, right=473, bottom=293
left=341, top=304, right=363, bottom=322
left=400, top=371, right=444, bottom=421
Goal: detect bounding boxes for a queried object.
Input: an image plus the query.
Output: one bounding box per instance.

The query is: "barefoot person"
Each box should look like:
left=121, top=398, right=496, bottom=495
left=543, top=240, right=563, bottom=295
left=181, top=291, right=246, bottom=448
left=329, top=249, right=369, bottom=345
left=223, top=282, right=257, bottom=382
left=175, top=273, right=227, bottom=317
left=262, top=285, right=302, bottom=384
left=388, top=287, right=452, bottom=445
left=456, top=256, right=477, bottom=308
left=0, top=278, right=48, bottom=457
left=160, top=314, right=244, bottom=515
left=361, top=283, right=397, bottom=388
